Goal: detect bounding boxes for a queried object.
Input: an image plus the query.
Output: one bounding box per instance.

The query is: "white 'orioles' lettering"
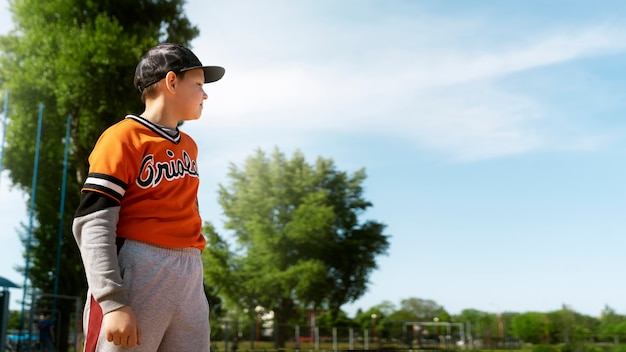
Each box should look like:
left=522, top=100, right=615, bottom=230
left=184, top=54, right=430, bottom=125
left=136, top=149, right=198, bottom=188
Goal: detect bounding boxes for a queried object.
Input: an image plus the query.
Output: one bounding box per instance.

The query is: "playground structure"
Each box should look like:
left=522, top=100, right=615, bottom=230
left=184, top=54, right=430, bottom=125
left=403, top=321, right=467, bottom=349
left=0, top=277, right=19, bottom=352
left=2, top=286, right=82, bottom=352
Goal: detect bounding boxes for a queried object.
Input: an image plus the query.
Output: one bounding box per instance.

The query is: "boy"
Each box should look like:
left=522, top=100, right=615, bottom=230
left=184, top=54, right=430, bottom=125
left=72, top=43, right=224, bottom=351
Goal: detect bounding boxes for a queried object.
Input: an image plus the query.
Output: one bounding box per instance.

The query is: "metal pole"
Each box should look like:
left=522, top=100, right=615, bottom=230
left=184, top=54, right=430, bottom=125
left=349, top=327, right=353, bottom=350
left=0, top=288, right=10, bottom=352
left=53, top=114, right=72, bottom=318
left=224, top=321, right=229, bottom=352
left=18, top=103, right=44, bottom=351
left=255, top=313, right=260, bottom=348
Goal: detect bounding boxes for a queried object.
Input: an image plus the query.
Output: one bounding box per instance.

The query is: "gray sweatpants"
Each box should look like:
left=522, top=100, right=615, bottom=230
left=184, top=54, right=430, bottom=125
left=84, top=239, right=210, bottom=351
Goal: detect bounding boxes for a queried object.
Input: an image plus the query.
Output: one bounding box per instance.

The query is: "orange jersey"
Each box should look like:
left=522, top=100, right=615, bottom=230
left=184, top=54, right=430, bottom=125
left=82, top=115, right=206, bottom=250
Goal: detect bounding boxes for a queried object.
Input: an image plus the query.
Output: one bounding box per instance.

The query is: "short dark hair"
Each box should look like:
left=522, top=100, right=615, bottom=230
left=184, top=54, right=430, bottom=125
left=140, top=70, right=188, bottom=104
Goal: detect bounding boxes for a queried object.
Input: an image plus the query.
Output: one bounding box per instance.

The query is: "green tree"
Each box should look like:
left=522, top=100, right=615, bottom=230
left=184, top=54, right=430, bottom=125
left=353, top=304, right=389, bottom=331
left=455, top=309, right=490, bottom=344
left=597, top=306, right=625, bottom=342
left=203, top=148, right=390, bottom=347
left=353, top=306, right=386, bottom=345
left=316, top=310, right=354, bottom=329
left=8, top=310, right=20, bottom=330
left=398, top=297, right=448, bottom=322
left=547, top=305, right=578, bottom=344
left=510, top=312, right=549, bottom=344
left=500, top=312, right=519, bottom=341
left=0, top=0, right=199, bottom=350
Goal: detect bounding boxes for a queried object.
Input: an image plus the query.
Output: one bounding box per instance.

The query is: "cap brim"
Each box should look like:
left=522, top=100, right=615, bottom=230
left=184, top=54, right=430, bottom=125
left=202, top=66, right=225, bottom=83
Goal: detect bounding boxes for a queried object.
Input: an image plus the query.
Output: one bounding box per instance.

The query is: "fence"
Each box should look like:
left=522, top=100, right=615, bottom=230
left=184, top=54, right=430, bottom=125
left=211, top=321, right=525, bottom=352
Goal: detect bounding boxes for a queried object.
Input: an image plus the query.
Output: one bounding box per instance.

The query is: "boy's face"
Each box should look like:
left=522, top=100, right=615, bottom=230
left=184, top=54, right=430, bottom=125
left=175, top=68, right=208, bottom=121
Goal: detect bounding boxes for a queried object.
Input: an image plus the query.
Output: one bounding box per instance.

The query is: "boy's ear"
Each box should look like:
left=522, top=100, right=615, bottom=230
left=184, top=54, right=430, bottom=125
left=164, top=71, right=177, bottom=93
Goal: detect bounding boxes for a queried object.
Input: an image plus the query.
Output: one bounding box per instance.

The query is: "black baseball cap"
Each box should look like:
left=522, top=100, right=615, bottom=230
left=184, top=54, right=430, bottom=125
left=134, top=43, right=225, bottom=93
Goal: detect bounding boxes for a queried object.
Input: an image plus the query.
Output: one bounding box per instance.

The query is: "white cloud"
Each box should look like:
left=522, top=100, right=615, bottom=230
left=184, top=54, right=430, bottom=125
left=193, top=18, right=626, bottom=162
left=207, top=65, right=329, bottom=123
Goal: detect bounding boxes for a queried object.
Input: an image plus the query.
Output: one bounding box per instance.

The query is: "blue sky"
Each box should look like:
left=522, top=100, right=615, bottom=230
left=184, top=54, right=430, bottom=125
left=1, top=0, right=626, bottom=317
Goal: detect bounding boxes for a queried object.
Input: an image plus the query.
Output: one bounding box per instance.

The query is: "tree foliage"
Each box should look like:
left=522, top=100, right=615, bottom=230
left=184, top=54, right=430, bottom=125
left=398, top=297, right=448, bottom=321
left=510, top=312, right=549, bottom=344
left=203, top=147, right=390, bottom=346
left=0, top=0, right=199, bottom=350
left=600, top=305, right=626, bottom=337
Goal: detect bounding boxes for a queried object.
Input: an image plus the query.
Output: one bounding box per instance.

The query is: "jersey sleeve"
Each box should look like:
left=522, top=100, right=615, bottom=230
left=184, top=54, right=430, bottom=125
left=72, top=125, right=138, bottom=314
left=82, top=126, right=137, bottom=202
left=72, top=191, right=129, bottom=314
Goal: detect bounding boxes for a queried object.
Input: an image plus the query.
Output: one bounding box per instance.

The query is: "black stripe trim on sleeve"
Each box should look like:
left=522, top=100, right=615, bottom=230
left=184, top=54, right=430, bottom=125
left=83, top=173, right=127, bottom=202
left=74, top=191, right=120, bottom=218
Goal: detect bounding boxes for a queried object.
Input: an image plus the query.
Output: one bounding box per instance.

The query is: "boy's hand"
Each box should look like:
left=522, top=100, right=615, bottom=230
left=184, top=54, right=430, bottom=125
left=102, top=306, right=142, bottom=347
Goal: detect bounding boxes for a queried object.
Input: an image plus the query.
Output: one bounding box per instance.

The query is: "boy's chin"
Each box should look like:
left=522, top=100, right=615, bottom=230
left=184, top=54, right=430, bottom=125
left=182, top=115, right=202, bottom=122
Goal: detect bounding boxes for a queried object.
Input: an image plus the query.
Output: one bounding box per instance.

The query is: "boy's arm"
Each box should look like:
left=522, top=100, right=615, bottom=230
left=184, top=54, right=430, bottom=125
left=72, top=191, right=130, bottom=314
